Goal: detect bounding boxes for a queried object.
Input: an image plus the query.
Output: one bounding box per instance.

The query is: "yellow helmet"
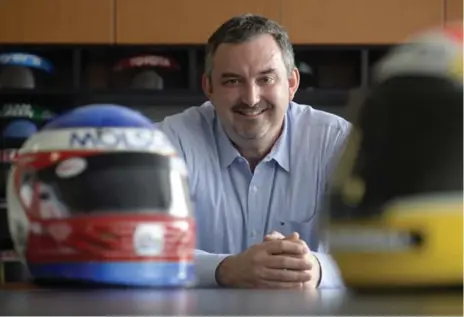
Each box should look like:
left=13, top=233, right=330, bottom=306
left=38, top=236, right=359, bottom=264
left=325, top=23, right=463, bottom=289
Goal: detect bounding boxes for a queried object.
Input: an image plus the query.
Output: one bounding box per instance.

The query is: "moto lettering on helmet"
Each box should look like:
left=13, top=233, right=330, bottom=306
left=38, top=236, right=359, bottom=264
left=67, top=128, right=176, bottom=154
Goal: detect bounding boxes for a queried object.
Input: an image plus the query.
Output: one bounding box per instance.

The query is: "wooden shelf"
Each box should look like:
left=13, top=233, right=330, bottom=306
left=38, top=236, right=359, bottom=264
left=0, top=44, right=392, bottom=114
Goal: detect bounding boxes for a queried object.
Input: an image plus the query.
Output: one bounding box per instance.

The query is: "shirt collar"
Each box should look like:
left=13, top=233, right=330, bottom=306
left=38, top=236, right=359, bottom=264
left=215, top=110, right=291, bottom=172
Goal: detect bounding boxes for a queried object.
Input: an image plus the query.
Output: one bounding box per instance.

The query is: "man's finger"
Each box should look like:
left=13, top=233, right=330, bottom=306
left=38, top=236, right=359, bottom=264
left=265, top=254, right=312, bottom=270
left=259, top=267, right=312, bottom=283
left=264, top=231, right=285, bottom=241
left=289, top=232, right=300, bottom=240
left=264, top=231, right=301, bottom=242
left=255, top=280, right=303, bottom=289
left=265, top=239, right=308, bottom=255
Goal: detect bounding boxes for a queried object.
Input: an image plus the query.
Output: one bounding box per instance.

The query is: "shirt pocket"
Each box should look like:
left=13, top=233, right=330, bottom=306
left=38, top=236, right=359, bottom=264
left=269, top=202, right=318, bottom=250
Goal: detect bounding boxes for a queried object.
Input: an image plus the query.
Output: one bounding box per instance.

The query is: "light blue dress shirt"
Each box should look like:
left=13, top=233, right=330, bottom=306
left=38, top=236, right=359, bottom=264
left=158, top=101, right=351, bottom=288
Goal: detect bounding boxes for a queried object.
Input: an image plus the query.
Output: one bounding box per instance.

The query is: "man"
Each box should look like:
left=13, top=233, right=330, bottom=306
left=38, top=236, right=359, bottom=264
left=158, top=14, right=350, bottom=289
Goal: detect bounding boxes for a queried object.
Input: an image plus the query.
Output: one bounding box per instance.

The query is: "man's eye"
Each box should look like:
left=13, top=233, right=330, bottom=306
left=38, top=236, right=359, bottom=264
left=223, top=79, right=240, bottom=85
left=259, top=77, right=274, bottom=85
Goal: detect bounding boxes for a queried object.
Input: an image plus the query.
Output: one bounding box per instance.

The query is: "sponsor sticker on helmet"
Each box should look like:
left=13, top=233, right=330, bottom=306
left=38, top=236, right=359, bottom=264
left=0, top=149, right=18, bottom=162
left=55, top=157, right=87, bottom=179
left=133, top=223, right=165, bottom=256
left=67, top=128, right=176, bottom=155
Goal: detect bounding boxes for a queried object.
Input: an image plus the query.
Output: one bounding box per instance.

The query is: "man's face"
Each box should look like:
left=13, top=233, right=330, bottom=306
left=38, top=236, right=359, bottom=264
left=203, top=34, right=300, bottom=149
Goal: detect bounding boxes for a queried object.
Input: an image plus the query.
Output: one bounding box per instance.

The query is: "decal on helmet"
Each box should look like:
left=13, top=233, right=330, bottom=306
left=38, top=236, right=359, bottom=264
left=55, top=157, right=87, bottom=179
left=1, top=103, right=56, bottom=120
left=374, top=29, right=463, bottom=83
left=19, top=128, right=176, bottom=155
left=0, top=53, right=54, bottom=73
left=67, top=128, right=175, bottom=153
left=133, top=223, right=165, bottom=256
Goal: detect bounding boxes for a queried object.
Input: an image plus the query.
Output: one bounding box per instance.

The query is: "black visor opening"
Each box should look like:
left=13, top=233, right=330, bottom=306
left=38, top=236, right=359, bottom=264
left=20, top=152, right=189, bottom=217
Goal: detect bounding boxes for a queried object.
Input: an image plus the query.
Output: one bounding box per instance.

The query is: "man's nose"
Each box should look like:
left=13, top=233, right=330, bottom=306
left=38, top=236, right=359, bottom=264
left=240, top=83, right=260, bottom=106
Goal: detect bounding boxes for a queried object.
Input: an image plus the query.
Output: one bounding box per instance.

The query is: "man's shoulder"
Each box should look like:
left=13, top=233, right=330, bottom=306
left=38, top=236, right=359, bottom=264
left=288, top=103, right=352, bottom=179
left=160, top=102, right=216, bottom=134
left=157, top=102, right=218, bottom=161
left=288, top=102, right=350, bottom=133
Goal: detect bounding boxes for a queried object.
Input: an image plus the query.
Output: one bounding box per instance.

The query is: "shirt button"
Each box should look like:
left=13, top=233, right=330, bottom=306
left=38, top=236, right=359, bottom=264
left=250, top=230, right=257, bottom=237
left=251, top=186, right=258, bottom=193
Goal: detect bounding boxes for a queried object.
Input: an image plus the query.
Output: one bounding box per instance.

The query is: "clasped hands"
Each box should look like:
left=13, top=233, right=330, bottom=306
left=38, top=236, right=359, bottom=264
left=216, top=231, right=320, bottom=289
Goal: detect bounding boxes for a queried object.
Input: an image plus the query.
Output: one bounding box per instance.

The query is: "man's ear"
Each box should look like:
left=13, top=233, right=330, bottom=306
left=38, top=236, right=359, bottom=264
left=202, top=74, right=213, bottom=98
left=288, top=67, right=300, bottom=100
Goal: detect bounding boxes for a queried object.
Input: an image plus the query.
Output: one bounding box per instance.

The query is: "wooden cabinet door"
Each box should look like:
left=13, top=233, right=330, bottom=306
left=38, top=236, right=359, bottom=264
left=0, top=0, right=114, bottom=44
left=281, top=0, right=444, bottom=44
left=116, top=0, right=280, bottom=44
left=444, top=0, right=463, bottom=25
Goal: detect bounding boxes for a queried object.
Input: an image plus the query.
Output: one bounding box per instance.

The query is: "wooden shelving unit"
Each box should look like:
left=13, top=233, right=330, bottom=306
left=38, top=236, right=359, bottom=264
left=0, top=44, right=392, bottom=118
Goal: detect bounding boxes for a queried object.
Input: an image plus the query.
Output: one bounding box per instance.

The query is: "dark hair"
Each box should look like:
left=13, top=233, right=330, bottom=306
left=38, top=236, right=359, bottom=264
left=204, top=14, right=295, bottom=78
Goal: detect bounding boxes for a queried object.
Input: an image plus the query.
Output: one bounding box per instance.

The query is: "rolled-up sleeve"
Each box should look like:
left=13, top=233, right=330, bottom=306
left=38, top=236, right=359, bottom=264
left=194, top=250, right=230, bottom=287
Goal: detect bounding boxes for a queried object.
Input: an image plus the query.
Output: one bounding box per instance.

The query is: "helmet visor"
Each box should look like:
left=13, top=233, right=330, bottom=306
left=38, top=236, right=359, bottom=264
left=19, top=152, right=191, bottom=218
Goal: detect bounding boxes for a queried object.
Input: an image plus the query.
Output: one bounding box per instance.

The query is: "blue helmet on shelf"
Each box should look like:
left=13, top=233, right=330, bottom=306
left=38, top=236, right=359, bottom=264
left=0, top=53, right=54, bottom=89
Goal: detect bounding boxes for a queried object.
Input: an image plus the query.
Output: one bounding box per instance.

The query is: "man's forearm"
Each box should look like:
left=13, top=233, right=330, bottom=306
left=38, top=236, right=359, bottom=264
left=194, top=249, right=230, bottom=287
left=313, top=251, right=345, bottom=288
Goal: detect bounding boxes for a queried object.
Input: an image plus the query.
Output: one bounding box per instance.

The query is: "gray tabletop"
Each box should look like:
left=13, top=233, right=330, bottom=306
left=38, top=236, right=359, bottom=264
left=0, top=287, right=462, bottom=315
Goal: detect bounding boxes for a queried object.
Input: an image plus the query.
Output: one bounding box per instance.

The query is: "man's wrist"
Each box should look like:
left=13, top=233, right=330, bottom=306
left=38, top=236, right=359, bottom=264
left=313, top=252, right=323, bottom=287
left=214, top=255, right=236, bottom=287
left=194, top=251, right=231, bottom=287
left=311, top=251, right=346, bottom=289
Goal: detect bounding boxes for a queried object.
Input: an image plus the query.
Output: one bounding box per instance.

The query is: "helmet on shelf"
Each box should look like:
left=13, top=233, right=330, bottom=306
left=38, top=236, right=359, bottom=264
left=112, top=54, right=180, bottom=90
left=0, top=52, right=54, bottom=89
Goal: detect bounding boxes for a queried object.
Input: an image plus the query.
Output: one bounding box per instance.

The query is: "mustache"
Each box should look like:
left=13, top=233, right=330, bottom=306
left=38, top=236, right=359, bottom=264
left=232, top=102, right=272, bottom=112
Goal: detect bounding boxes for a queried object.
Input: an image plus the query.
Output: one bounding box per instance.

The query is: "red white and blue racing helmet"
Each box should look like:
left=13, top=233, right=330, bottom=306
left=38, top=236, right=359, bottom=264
left=6, top=104, right=196, bottom=287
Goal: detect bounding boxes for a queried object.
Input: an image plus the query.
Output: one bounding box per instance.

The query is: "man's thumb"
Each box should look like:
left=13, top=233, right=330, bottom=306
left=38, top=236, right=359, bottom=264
left=264, top=231, right=285, bottom=241
left=289, top=232, right=300, bottom=241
